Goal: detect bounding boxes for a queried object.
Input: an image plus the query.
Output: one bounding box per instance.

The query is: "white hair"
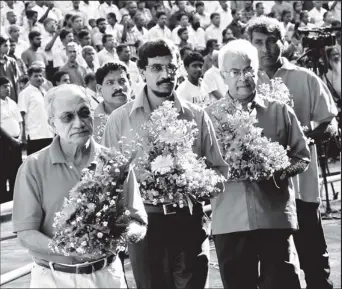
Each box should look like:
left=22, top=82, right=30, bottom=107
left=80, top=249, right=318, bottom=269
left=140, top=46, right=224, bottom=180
left=82, top=45, right=96, bottom=58
left=66, top=41, right=78, bottom=51
left=218, top=39, right=259, bottom=72
left=44, top=84, right=92, bottom=119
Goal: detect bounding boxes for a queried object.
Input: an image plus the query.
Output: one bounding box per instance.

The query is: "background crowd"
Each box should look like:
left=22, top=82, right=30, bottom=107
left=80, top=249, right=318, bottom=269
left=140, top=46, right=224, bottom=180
left=0, top=0, right=341, bottom=201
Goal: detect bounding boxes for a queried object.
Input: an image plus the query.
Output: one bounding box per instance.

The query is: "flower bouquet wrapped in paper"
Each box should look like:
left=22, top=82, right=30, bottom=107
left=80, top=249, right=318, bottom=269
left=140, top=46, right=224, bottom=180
left=209, top=96, right=291, bottom=182
left=135, top=101, right=225, bottom=209
left=49, top=143, right=138, bottom=259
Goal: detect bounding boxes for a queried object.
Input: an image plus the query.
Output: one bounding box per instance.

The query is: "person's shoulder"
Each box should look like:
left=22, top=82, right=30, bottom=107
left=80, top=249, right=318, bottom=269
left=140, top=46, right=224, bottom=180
left=109, top=100, right=134, bottom=120
left=19, top=145, right=51, bottom=175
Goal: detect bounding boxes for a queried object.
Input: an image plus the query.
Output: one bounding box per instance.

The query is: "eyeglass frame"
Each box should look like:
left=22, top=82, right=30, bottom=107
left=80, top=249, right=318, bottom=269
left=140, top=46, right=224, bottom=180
left=145, top=64, right=179, bottom=74
left=54, top=106, right=93, bottom=124
left=221, top=67, right=255, bottom=79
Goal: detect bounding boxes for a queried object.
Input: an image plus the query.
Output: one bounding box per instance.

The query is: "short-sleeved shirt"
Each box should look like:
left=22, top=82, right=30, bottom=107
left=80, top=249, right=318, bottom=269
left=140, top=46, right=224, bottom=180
left=0, top=55, right=20, bottom=102
left=206, top=95, right=311, bottom=234
left=203, top=66, right=228, bottom=100
left=176, top=78, right=209, bottom=104
left=18, top=84, right=53, bottom=140
left=257, top=57, right=338, bottom=203
left=13, top=136, right=147, bottom=264
left=97, top=48, right=119, bottom=67
left=0, top=96, right=22, bottom=137
left=205, top=24, right=223, bottom=45
left=59, top=61, right=87, bottom=87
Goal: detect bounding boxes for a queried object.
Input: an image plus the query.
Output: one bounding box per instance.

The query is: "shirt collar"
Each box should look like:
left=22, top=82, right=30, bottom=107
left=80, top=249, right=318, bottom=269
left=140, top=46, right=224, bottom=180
left=49, top=135, right=97, bottom=165
left=279, top=57, right=297, bottom=70
left=68, top=61, right=79, bottom=68
left=226, top=91, right=266, bottom=109
left=129, top=85, right=190, bottom=116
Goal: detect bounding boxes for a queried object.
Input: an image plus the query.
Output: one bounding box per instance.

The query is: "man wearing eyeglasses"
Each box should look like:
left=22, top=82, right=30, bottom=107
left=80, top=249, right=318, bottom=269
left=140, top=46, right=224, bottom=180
left=206, top=39, right=311, bottom=289
left=13, top=84, right=147, bottom=288
left=101, top=39, right=227, bottom=289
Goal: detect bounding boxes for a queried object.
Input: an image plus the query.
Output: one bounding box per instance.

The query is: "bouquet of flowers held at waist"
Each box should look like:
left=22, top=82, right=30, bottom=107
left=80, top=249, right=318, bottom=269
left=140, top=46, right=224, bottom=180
left=209, top=89, right=291, bottom=182
left=49, top=143, right=137, bottom=259
left=135, top=101, right=225, bottom=209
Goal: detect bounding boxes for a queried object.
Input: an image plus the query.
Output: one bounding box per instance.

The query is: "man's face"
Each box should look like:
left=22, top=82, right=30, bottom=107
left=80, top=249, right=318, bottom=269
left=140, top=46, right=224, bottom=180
left=104, top=35, right=115, bottom=49
left=179, top=15, right=189, bottom=27
left=180, top=30, right=189, bottom=41
left=251, top=31, right=282, bottom=69
left=212, top=15, right=220, bottom=26
left=97, top=69, right=131, bottom=107
left=0, top=83, right=11, bottom=98
left=9, top=27, right=20, bottom=40
left=57, top=74, right=71, bottom=85
left=0, top=40, right=9, bottom=55
left=314, top=1, right=322, bottom=8
left=158, top=15, right=167, bottom=27
left=32, top=35, right=42, bottom=47
left=30, top=71, right=44, bottom=87
left=220, top=53, right=256, bottom=101
left=256, top=4, right=264, bottom=15
left=143, top=55, right=178, bottom=98
left=107, top=15, right=116, bottom=26
left=51, top=88, right=93, bottom=146
left=67, top=46, right=77, bottom=61
left=224, top=28, right=233, bottom=38
left=329, top=48, right=340, bottom=63
left=7, top=12, right=17, bottom=24
left=186, top=60, right=203, bottom=81
left=9, top=42, right=16, bottom=54
left=196, top=5, right=204, bottom=14
left=127, top=2, right=137, bottom=16
left=324, top=12, right=334, bottom=24
left=234, top=11, right=241, bottom=21
left=118, top=47, right=131, bottom=62
left=66, top=32, right=74, bottom=43
left=135, top=15, right=145, bottom=27
left=178, top=1, right=186, bottom=10
left=283, top=12, right=291, bottom=23
left=294, top=2, right=302, bottom=12
left=46, top=20, right=57, bottom=33
left=302, top=12, right=309, bottom=23
left=219, top=1, right=228, bottom=10
left=32, top=12, right=38, bottom=24
left=245, top=1, right=253, bottom=8
left=98, top=20, right=107, bottom=32
left=72, top=17, right=83, bottom=30
left=80, top=34, right=91, bottom=46
left=85, top=50, right=95, bottom=62
left=72, top=0, right=80, bottom=9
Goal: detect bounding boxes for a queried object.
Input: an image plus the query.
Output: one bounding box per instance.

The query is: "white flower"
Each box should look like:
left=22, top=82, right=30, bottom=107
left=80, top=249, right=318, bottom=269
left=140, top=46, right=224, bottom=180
left=97, top=232, right=103, bottom=238
left=125, top=210, right=131, bottom=216
left=151, top=155, right=174, bottom=174
left=96, top=212, right=102, bottom=217
left=103, top=221, right=108, bottom=227
left=81, top=241, right=87, bottom=246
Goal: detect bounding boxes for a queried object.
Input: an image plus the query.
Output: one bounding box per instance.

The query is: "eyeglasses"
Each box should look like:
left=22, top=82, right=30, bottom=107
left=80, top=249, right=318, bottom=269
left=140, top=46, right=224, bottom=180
left=57, top=107, right=92, bottom=124
left=221, top=67, right=255, bottom=79
left=146, top=64, right=178, bottom=74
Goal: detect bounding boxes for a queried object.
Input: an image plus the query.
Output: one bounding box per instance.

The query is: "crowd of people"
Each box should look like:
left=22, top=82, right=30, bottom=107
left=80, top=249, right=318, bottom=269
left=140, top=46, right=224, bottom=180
left=0, top=0, right=341, bottom=289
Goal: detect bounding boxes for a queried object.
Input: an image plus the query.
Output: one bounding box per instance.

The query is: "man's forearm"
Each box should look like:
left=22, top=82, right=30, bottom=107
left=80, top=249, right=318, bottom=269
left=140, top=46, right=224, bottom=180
left=0, top=127, right=16, bottom=144
left=306, top=121, right=337, bottom=144
left=45, top=33, right=59, bottom=51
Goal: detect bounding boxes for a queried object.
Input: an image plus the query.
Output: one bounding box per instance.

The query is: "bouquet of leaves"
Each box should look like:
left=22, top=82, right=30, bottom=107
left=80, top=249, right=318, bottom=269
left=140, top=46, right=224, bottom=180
left=134, top=101, right=225, bottom=209
left=209, top=96, right=291, bottom=181
left=49, top=142, right=138, bottom=259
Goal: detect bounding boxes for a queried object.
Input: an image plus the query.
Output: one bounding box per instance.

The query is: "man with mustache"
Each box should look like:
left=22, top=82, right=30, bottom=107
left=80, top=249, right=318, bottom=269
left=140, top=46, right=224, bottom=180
left=101, top=39, right=227, bottom=289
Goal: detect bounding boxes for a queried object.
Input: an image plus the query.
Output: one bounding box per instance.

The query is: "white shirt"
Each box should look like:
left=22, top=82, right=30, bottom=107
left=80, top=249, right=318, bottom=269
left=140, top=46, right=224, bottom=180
left=172, top=25, right=194, bottom=45
left=98, top=3, right=121, bottom=22
left=126, top=60, right=144, bottom=96
left=196, top=12, right=211, bottom=29
left=176, top=78, right=209, bottom=104
left=329, top=1, right=341, bottom=23
left=79, top=1, right=100, bottom=21
left=0, top=96, right=22, bottom=137
left=106, top=23, right=124, bottom=43
left=148, top=24, right=172, bottom=41
left=18, top=84, right=53, bottom=140
left=203, top=66, right=227, bottom=101
left=204, top=1, right=221, bottom=16
left=188, top=26, right=206, bottom=51
left=42, top=31, right=63, bottom=61
left=132, top=26, right=149, bottom=44
left=218, top=7, right=233, bottom=30
left=97, top=48, right=119, bottom=67
left=308, top=7, right=327, bottom=27
left=40, top=5, right=64, bottom=22
left=205, top=24, right=223, bottom=45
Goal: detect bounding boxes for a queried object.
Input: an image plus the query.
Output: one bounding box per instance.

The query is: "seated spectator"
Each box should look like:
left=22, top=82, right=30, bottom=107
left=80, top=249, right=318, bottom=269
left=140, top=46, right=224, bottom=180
left=59, top=42, right=87, bottom=87
left=169, top=0, right=191, bottom=31
left=309, top=0, right=327, bottom=27
left=321, top=11, right=335, bottom=27
left=106, top=12, right=123, bottom=42
left=195, top=1, right=211, bottom=30
left=30, top=60, right=53, bottom=92
left=271, top=1, right=293, bottom=21
left=205, top=13, right=223, bottom=46
left=299, top=10, right=317, bottom=28
left=119, top=18, right=142, bottom=60
left=202, top=39, right=219, bottom=74
left=120, top=1, right=138, bottom=20
left=78, top=30, right=92, bottom=47
left=177, top=28, right=194, bottom=50
left=133, top=13, right=149, bottom=44
left=147, top=12, right=172, bottom=41
left=292, top=1, right=303, bottom=24
left=240, top=0, right=256, bottom=23
left=188, top=14, right=206, bottom=52
left=227, top=9, right=246, bottom=40
left=176, top=51, right=209, bottom=104
left=81, top=45, right=99, bottom=73
left=70, top=15, right=86, bottom=44
left=281, top=10, right=295, bottom=42
left=172, top=12, right=192, bottom=45
left=97, top=34, right=119, bottom=67
left=92, top=18, right=108, bottom=52
left=52, top=70, right=70, bottom=86
left=99, top=0, right=121, bottom=23
left=84, top=72, right=103, bottom=111
left=137, top=1, right=153, bottom=24
left=178, top=46, right=193, bottom=83
left=147, top=3, right=165, bottom=29
left=21, top=31, right=48, bottom=69
left=255, top=2, right=265, bottom=17
left=69, top=0, right=88, bottom=27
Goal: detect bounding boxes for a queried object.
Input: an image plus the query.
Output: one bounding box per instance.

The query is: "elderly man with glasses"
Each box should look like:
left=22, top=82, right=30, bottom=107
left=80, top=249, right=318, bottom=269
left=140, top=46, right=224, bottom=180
left=12, top=84, right=147, bottom=288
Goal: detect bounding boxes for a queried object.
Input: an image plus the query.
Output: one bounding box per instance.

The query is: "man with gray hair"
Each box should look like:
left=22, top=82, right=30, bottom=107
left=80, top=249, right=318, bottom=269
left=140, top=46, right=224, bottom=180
left=13, top=83, right=147, bottom=288
left=59, top=41, right=87, bottom=86
left=206, top=39, right=311, bottom=289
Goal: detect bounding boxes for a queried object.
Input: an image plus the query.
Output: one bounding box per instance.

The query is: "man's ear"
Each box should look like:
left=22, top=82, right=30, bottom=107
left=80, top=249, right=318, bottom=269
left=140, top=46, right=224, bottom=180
left=48, top=117, right=56, bottom=133
left=139, top=69, right=146, bottom=81
left=96, top=84, right=102, bottom=95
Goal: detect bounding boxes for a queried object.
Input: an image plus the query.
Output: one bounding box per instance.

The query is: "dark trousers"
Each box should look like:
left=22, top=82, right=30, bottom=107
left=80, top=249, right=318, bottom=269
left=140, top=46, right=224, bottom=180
left=128, top=204, right=210, bottom=289
left=213, top=229, right=301, bottom=289
left=27, top=138, right=53, bottom=155
left=0, top=139, right=22, bottom=203
left=293, top=199, right=333, bottom=289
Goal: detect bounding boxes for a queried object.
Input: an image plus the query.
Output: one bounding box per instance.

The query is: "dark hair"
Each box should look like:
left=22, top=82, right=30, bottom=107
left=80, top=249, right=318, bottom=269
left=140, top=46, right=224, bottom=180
left=52, top=71, right=69, bottom=86
left=331, top=20, right=341, bottom=27
left=195, top=1, right=204, bottom=8
left=28, top=66, right=43, bottom=77
left=107, top=12, right=117, bottom=21
left=210, top=12, right=220, bottom=20
left=206, top=39, right=217, bottom=50
left=96, top=18, right=106, bottom=26
left=19, top=74, right=29, bottom=85
left=137, top=39, right=178, bottom=69
left=60, top=28, right=73, bottom=41
left=154, top=3, right=163, bottom=11
left=116, top=44, right=129, bottom=54
left=256, top=2, right=263, bottom=9
left=0, top=36, right=8, bottom=46
left=293, top=1, right=301, bottom=10
left=323, top=11, right=330, bottom=20
left=177, top=27, right=188, bottom=37
left=156, top=11, right=166, bottom=19
left=299, top=10, right=308, bottom=21
left=102, top=34, right=113, bottom=44
left=183, top=51, right=204, bottom=67
left=78, top=30, right=90, bottom=40
left=28, top=31, right=41, bottom=41
left=71, top=14, right=82, bottom=23
left=25, top=10, right=37, bottom=19
left=0, top=76, right=10, bottom=87
left=63, top=13, right=73, bottom=27
left=84, top=72, right=96, bottom=85
left=231, top=9, right=238, bottom=16
left=246, top=16, right=285, bottom=42
left=177, top=12, right=188, bottom=21
left=180, top=46, right=193, bottom=58
left=95, top=62, right=130, bottom=84
left=281, top=9, right=291, bottom=21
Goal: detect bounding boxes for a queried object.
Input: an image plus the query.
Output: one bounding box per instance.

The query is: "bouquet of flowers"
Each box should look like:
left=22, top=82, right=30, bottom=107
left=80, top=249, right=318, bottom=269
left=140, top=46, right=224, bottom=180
left=94, top=113, right=109, bottom=144
left=135, top=101, right=225, bottom=209
left=49, top=142, right=138, bottom=259
left=209, top=96, right=291, bottom=181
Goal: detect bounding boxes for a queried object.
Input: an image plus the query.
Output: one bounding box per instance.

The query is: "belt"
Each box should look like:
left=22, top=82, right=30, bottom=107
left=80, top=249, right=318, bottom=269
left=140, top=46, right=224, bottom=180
left=144, top=203, right=189, bottom=215
left=34, top=254, right=115, bottom=274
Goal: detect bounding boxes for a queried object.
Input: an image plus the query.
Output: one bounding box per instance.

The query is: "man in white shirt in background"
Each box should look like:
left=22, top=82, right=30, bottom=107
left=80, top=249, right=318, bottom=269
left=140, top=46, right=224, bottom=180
left=106, top=12, right=124, bottom=43
left=18, top=66, right=53, bottom=155
left=92, top=18, right=108, bottom=52
left=204, top=1, right=221, bottom=17
left=195, top=1, right=211, bottom=29
left=172, top=12, right=193, bottom=45
left=218, top=1, right=232, bottom=31
left=99, top=0, right=121, bottom=23
left=299, top=10, right=317, bottom=28
left=97, top=34, right=119, bottom=67
left=188, top=14, right=206, bottom=52
left=176, top=51, right=209, bottom=104
left=329, top=1, right=341, bottom=23
left=309, top=1, right=327, bottom=27
left=205, top=13, right=223, bottom=46
left=84, top=72, right=103, bottom=111
left=203, top=50, right=227, bottom=101
left=148, top=12, right=172, bottom=41
left=7, top=24, right=28, bottom=59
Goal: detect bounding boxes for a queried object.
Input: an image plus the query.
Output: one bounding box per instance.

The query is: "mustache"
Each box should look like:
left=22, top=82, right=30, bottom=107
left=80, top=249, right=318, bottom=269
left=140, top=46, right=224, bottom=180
left=157, top=78, right=174, bottom=85
left=112, top=90, right=126, bottom=97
